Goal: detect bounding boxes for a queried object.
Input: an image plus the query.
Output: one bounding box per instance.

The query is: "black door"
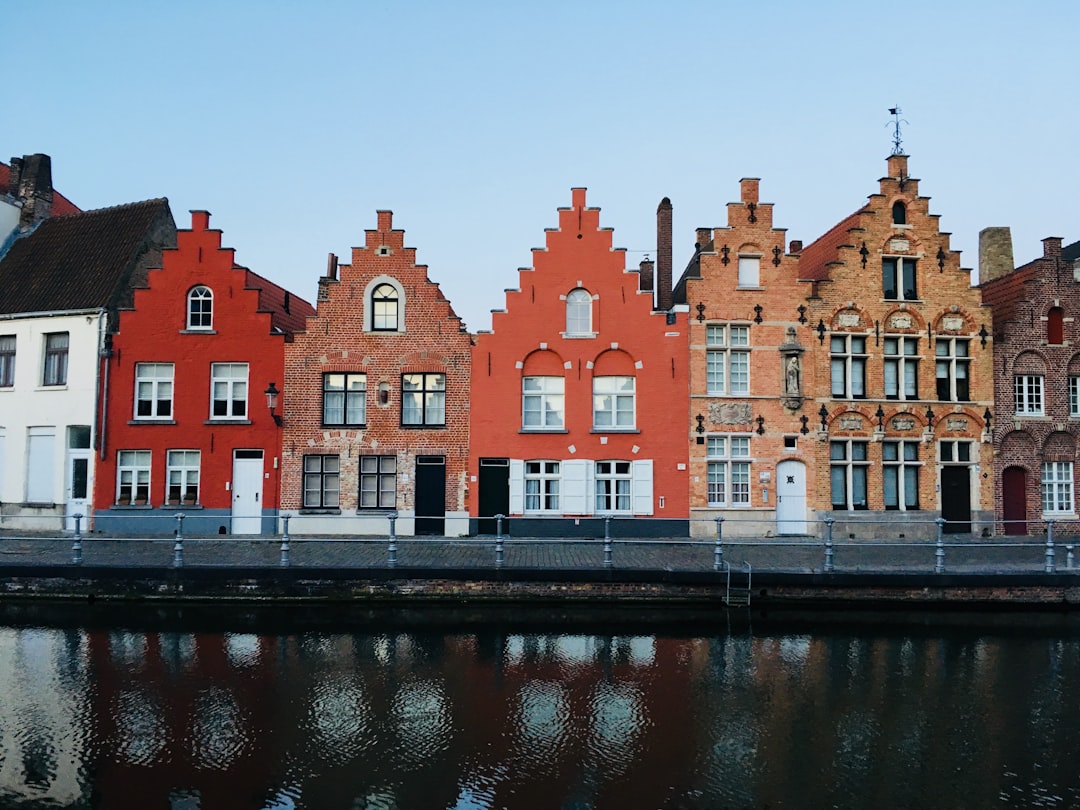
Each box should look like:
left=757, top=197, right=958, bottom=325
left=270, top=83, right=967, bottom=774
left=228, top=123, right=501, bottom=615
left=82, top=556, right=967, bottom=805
left=941, top=466, right=971, bottom=534
left=478, top=458, right=510, bottom=535
left=414, top=456, right=445, bottom=535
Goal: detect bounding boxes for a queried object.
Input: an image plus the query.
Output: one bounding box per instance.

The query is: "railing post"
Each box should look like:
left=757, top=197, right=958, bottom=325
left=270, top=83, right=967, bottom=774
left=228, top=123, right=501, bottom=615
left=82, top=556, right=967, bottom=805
left=713, top=516, right=725, bottom=571
left=603, top=515, right=613, bottom=568
left=1067, top=544, right=1075, bottom=571
left=173, top=513, right=185, bottom=568
left=494, top=513, right=505, bottom=568
left=387, top=511, right=398, bottom=568
left=935, top=517, right=946, bottom=574
left=1045, top=519, right=1056, bottom=574
left=279, top=514, right=291, bottom=568
left=71, top=514, right=83, bottom=565
left=823, top=516, right=835, bottom=573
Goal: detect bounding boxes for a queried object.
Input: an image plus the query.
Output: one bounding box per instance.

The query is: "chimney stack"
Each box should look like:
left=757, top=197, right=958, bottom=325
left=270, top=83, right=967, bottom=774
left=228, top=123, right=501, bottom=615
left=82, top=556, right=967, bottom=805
left=978, top=227, right=1014, bottom=284
left=1043, top=237, right=1063, bottom=259
left=656, top=197, right=673, bottom=311
left=12, top=153, right=53, bottom=229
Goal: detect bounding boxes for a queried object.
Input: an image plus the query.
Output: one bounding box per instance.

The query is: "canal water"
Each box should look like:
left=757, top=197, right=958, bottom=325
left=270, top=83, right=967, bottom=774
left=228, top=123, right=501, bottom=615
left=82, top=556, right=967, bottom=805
left=0, top=603, right=1078, bottom=809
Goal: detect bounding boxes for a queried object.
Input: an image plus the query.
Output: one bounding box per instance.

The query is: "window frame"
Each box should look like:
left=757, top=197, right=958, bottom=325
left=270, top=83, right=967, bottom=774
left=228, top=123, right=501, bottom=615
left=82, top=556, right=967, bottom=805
left=1042, top=461, right=1075, bottom=515
left=303, top=454, right=340, bottom=509
left=1014, top=375, right=1044, bottom=416
left=830, top=440, right=870, bottom=510
left=935, top=338, right=970, bottom=402
left=42, top=332, right=69, bottom=387
left=592, top=375, right=636, bottom=429
left=565, top=288, right=593, bottom=336
left=371, top=283, right=400, bottom=331
left=166, top=449, right=201, bottom=505
left=882, top=256, right=918, bottom=301
left=116, top=450, right=152, bottom=505
left=322, top=372, right=367, bottom=427
left=595, top=460, right=632, bottom=513
left=882, top=440, right=920, bottom=511
left=883, top=336, right=919, bottom=400
left=210, top=362, right=249, bottom=420
left=737, top=255, right=761, bottom=288
left=187, top=285, right=213, bottom=330
left=401, top=372, right=446, bottom=427
left=706, top=435, right=752, bottom=508
left=134, top=362, right=175, bottom=420
left=524, top=460, right=560, bottom=512
left=1070, top=376, right=1080, bottom=418
left=706, top=324, right=750, bottom=396
left=830, top=334, right=867, bottom=399
left=0, top=335, right=14, bottom=387
left=359, top=455, right=397, bottom=509
left=522, top=375, right=565, bottom=430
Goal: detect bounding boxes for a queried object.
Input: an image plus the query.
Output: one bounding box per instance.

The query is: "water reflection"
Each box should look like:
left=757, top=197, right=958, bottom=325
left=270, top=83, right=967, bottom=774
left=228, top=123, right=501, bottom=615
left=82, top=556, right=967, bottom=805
left=0, top=607, right=1078, bottom=808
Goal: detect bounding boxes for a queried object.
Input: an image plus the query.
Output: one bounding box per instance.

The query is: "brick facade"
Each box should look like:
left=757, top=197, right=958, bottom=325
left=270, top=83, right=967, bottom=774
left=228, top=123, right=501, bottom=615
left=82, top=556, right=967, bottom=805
left=282, top=211, right=471, bottom=536
left=981, top=235, right=1080, bottom=535
left=469, top=189, right=689, bottom=536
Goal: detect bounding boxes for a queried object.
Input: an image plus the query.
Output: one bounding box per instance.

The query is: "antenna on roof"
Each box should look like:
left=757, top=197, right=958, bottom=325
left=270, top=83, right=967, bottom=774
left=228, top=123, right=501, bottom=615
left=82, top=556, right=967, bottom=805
left=887, top=106, right=908, bottom=155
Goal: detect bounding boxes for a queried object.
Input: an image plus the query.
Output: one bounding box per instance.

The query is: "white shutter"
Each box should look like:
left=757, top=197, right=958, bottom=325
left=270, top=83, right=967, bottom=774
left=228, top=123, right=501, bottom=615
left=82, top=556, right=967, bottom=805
left=509, top=460, right=524, bottom=514
left=26, top=428, right=56, bottom=504
left=561, top=459, right=588, bottom=514
left=632, top=459, right=653, bottom=515
left=585, top=461, right=596, bottom=515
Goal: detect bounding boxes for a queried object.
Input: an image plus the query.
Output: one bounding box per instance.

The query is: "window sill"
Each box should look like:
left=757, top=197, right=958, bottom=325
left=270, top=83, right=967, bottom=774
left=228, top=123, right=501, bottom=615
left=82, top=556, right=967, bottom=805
left=299, top=508, right=342, bottom=515
left=204, top=419, right=252, bottom=425
left=401, top=424, right=445, bottom=429
left=1043, top=513, right=1077, bottom=520
left=322, top=424, right=367, bottom=429
left=129, top=419, right=177, bottom=426
left=23, top=502, right=57, bottom=508
left=590, top=428, right=640, bottom=434
left=111, top=504, right=154, bottom=510
left=560, top=332, right=597, bottom=339
left=166, top=503, right=203, bottom=510
left=180, top=329, right=217, bottom=335
left=520, top=428, right=569, bottom=434
left=36, top=385, right=68, bottom=391
left=735, top=286, right=764, bottom=291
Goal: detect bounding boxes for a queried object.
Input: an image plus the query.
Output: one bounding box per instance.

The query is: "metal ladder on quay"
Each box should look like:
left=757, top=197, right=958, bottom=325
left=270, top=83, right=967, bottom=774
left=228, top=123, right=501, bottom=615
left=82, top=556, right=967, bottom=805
left=723, top=561, right=753, bottom=607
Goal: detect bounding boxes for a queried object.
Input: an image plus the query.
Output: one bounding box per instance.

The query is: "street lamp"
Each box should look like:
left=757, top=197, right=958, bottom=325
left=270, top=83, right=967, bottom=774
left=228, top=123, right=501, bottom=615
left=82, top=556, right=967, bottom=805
left=265, top=382, right=282, bottom=426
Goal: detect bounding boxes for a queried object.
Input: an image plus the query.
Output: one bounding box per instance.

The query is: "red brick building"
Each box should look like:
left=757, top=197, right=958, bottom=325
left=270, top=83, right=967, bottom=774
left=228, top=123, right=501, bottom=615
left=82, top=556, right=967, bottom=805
left=980, top=233, right=1080, bottom=534
left=673, top=179, right=814, bottom=537
left=798, top=154, right=995, bottom=539
left=281, top=211, right=471, bottom=536
left=469, top=188, right=688, bottom=536
left=93, top=210, right=314, bottom=534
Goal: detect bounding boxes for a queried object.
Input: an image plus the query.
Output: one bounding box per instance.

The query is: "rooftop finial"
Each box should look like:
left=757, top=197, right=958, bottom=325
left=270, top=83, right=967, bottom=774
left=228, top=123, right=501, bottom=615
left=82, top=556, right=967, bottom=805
left=887, top=106, right=908, bottom=155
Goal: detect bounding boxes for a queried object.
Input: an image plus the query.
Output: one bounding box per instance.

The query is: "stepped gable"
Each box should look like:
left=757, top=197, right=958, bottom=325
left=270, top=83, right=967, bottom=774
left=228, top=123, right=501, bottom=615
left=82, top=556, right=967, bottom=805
left=0, top=198, right=176, bottom=315
left=797, top=209, right=866, bottom=282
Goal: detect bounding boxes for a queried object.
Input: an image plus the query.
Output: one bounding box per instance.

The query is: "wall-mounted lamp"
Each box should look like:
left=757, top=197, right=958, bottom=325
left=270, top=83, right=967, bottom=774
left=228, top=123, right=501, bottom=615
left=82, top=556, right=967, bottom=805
left=265, top=382, right=282, bottom=427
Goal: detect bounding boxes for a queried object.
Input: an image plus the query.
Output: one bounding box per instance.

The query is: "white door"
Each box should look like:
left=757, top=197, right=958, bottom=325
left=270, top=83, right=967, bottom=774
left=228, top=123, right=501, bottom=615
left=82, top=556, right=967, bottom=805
left=65, top=451, right=91, bottom=532
left=231, top=450, right=264, bottom=534
left=776, top=459, right=807, bottom=535
left=26, top=428, right=56, bottom=505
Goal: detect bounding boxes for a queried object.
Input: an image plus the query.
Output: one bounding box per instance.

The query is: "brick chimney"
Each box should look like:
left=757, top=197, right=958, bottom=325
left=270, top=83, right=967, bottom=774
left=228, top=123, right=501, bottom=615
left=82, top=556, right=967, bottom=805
left=1043, top=237, right=1063, bottom=258
left=978, top=227, right=1014, bottom=283
left=656, top=197, right=673, bottom=311
left=10, top=154, right=53, bottom=230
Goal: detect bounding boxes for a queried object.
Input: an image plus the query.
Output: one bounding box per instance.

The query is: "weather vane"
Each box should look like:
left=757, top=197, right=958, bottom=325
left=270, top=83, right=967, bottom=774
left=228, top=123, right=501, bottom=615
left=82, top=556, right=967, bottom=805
left=887, top=106, right=908, bottom=155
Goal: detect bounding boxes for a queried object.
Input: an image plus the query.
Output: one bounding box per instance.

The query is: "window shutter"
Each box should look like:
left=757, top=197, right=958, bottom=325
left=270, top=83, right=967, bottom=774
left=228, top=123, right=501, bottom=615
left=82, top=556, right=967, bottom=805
left=632, top=460, right=654, bottom=515
left=585, top=462, right=596, bottom=515
left=561, top=459, right=589, bottom=514
left=509, top=460, right=524, bottom=514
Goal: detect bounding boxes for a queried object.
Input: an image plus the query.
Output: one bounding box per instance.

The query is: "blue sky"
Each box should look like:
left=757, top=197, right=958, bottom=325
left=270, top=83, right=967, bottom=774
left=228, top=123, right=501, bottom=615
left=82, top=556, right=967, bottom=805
left=7, top=1, right=1078, bottom=332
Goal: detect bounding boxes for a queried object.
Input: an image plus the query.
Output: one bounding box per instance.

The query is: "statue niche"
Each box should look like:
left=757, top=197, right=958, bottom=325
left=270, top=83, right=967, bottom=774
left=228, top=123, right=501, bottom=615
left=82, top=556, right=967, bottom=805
left=779, top=326, right=804, bottom=410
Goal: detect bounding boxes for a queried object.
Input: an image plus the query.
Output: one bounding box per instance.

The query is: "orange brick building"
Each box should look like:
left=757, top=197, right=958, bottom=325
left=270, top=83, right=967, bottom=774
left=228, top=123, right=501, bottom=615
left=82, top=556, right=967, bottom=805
left=469, top=189, right=689, bottom=536
left=673, top=179, right=814, bottom=537
left=798, top=154, right=995, bottom=538
left=281, top=211, right=471, bottom=536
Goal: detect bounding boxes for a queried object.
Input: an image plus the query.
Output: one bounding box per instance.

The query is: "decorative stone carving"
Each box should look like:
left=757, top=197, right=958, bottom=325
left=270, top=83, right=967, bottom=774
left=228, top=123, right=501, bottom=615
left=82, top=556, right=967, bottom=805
left=946, top=417, right=969, bottom=431
left=892, top=417, right=916, bottom=431
left=838, top=313, right=861, bottom=328
left=942, top=316, right=964, bottom=331
left=889, top=238, right=910, bottom=252
left=838, top=415, right=863, bottom=431
left=709, top=402, right=752, bottom=425
left=890, top=314, right=913, bottom=329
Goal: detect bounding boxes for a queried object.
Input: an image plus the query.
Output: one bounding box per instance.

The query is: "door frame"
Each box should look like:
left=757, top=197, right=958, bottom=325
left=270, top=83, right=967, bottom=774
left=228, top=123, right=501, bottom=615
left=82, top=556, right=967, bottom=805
left=776, top=459, right=808, bottom=535
left=230, top=450, right=264, bottom=535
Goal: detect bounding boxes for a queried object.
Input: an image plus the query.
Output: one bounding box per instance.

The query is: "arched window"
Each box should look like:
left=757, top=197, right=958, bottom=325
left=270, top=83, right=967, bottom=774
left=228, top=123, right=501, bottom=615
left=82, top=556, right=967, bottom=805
left=372, top=284, right=399, bottom=331
left=1048, top=307, right=1064, bottom=345
left=566, top=288, right=592, bottom=335
left=187, top=286, right=213, bottom=329
left=892, top=202, right=906, bottom=225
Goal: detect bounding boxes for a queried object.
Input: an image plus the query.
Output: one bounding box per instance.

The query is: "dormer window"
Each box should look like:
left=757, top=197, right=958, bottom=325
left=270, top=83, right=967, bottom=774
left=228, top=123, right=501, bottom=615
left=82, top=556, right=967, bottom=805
left=566, top=288, right=592, bottom=335
left=372, top=284, right=399, bottom=331
left=187, top=286, right=213, bottom=330
left=892, top=202, right=907, bottom=225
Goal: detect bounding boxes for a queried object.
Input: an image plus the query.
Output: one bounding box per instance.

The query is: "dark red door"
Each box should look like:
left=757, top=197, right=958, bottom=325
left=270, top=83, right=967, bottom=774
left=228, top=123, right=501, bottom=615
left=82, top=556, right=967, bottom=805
left=1002, top=466, right=1028, bottom=535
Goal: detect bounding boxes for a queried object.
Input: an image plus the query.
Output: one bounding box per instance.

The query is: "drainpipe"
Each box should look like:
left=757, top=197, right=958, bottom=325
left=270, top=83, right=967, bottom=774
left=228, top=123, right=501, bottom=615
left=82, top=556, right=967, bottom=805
left=97, top=312, right=111, bottom=461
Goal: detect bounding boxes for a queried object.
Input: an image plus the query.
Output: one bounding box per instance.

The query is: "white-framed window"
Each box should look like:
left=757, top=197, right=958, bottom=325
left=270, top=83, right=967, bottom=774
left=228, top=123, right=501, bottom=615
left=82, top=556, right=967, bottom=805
left=522, top=376, right=565, bottom=429
left=359, top=455, right=396, bottom=508
left=134, top=363, right=174, bottom=419
left=935, top=338, right=970, bottom=401
left=187, top=285, right=213, bottom=330
left=737, top=256, right=760, bottom=288
left=1042, top=462, right=1074, bottom=515
left=884, top=336, right=918, bottom=400
left=323, top=372, right=366, bottom=426
left=1014, top=375, right=1044, bottom=416
left=402, top=373, right=445, bottom=426
left=939, top=440, right=972, bottom=463
left=706, top=435, right=751, bottom=507
left=303, top=455, right=340, bottom=508
left=525, top=461, right=560, bottom=511
left=565, top=288, right=593, bottom=335
left=883, top=440, right=920, bottom=510
left=1071, top=376, right=1080, bottom=417
left=706, top=324, right=750, bottom=395
left=166, top=450, right=200, bottom=505
left=0, top=335, right=14, bottom=387
left=592, top=376, right=635, bottom=428
left=830, top=335, right=866, bottom=399
left=595, top=461, right=632, bottom=512
left=210, top=363, right=248, bottom=419
left=830, top=440, right=869, bottom=510
left=883, top=257, right=917, bottom=300
left=43, top=332, right=68, bottom=386
left=372, top=284, right=399, bottom=331
left=116, top=450, right=151, bottom=505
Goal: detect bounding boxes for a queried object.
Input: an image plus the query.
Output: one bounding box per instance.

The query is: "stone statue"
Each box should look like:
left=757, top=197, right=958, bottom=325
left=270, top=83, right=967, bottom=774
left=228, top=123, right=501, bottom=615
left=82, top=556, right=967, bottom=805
left=785, top=354, right=800, bottom=394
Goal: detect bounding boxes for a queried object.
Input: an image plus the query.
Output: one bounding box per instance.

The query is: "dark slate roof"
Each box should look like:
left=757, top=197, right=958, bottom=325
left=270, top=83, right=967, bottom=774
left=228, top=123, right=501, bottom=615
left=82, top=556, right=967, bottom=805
left=0, top=161, right=81, bottom=216
left=0, top=199, right=176, bottom=315
left=1064, top=239, right=1080, bottom=263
